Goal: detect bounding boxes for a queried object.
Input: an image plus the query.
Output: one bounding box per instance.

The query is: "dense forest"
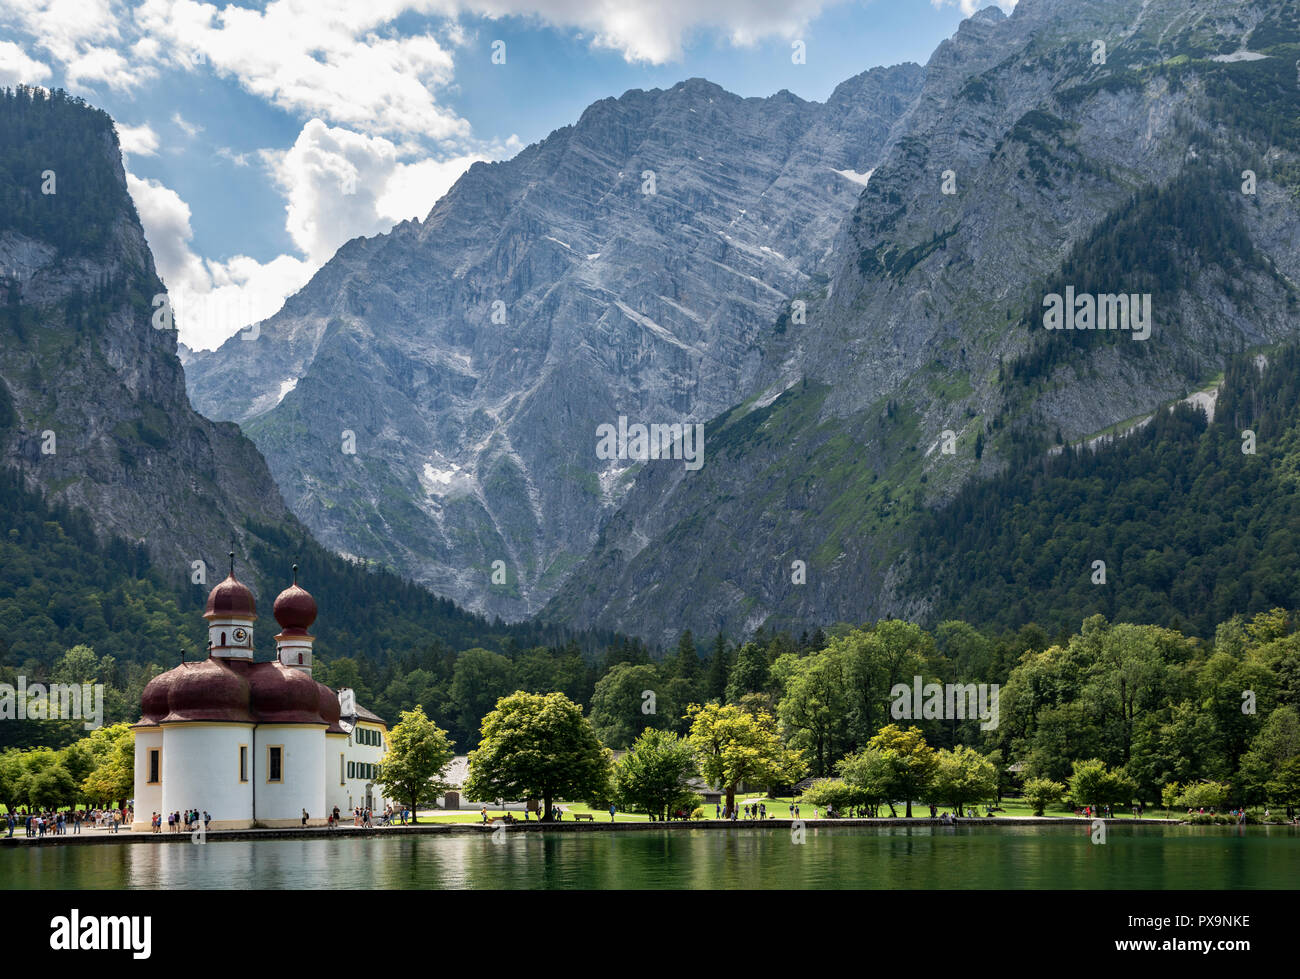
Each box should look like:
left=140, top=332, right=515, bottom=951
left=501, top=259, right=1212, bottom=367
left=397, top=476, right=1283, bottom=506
left=0, top=86, right=132, bottom=257
left=993, top=162, right=1291, bottom=466
left=10, top=609, right=1300, bottom=817
left=912, top=343, right=1300, bottom=636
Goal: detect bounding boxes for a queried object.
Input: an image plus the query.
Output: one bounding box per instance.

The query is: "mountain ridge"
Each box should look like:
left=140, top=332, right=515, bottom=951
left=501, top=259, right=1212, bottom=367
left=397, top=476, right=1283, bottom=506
left=184, top=61, right=928, bottom=619
left=547, top=0, right=1300, bottom=642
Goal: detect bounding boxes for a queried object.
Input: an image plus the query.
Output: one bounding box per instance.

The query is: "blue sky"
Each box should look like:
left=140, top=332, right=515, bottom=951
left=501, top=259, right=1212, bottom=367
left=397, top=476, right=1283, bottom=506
left=0, top=1, right=1013, bottom=348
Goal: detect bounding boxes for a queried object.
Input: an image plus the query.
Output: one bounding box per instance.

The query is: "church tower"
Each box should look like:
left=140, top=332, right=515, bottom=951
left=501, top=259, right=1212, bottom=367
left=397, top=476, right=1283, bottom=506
left=204, top=552, right=256, bottom=658
left=273, top=564, right=318, bottom=675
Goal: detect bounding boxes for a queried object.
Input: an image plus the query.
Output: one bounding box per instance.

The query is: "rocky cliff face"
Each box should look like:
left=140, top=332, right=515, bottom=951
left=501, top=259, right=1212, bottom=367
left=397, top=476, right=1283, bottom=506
left=0, top=88, right=297, bottom=591
left=547, top=0, right=1300, bottom=643
left=184, top=66, right=926, bottom=619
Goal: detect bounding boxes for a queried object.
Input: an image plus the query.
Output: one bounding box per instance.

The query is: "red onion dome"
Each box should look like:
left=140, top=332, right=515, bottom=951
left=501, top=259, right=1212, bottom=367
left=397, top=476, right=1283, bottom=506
left=273, top=581, right=317, bottom=634
left=137, top=670, right=171, bottom=725
left=158, top=659, right=254, bottom=723
left=249, top=662, right=326, bottom=724
left=205, top=571, right=256, bottom=619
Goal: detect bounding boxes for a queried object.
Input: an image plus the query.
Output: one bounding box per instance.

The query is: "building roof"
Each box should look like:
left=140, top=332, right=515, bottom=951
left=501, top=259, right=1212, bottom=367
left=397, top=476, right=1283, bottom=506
left=204, top=570, right=256, bottom=619
left=273, top=579, right=317, bottom=634
left=135, top=658, right=344, bottom=731
left=353, top=704, right=387, bottom=726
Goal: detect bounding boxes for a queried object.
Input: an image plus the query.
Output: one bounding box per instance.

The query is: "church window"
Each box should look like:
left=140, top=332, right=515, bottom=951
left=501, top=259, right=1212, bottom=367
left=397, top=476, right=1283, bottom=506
left=239, top=745, right=248, bottom=782
left=147, top=748, right=160, bottom=784
left=267, top=745, right=283, bottom=783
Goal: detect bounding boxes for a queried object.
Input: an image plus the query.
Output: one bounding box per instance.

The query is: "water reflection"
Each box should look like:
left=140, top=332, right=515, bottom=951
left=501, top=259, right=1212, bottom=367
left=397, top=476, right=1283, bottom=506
left=2, top=824, right=1295, bottom=890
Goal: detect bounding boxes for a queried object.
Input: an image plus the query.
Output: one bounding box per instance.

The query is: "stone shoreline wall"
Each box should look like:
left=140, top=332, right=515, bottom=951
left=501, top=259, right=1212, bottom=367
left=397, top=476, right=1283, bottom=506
left=0, top=815, right=1186, bottom=848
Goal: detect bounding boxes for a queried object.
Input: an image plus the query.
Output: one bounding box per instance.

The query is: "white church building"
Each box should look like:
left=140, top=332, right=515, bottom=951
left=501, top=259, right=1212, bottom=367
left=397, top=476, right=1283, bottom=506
left=131, top=561, right=389, bottom=830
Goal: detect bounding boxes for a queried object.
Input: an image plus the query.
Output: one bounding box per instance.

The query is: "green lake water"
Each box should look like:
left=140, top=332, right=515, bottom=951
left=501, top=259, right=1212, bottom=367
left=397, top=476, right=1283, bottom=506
left=3, top=824, right=1297, bottom=889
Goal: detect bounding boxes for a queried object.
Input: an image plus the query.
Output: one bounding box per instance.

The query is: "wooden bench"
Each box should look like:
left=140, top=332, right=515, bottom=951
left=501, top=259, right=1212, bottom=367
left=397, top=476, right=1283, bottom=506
left=572, top=813, right=595, bottom=821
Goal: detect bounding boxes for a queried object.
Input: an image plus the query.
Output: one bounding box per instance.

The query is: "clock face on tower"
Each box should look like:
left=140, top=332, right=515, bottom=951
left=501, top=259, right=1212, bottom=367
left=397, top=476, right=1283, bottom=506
left=232, top=628, right=248, bottom=644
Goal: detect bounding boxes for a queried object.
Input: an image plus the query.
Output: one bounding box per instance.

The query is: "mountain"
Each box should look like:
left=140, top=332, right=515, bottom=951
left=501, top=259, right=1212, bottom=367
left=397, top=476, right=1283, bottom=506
left=547, top=0, right=1300, bottom=643
left=0, top=86, right=294, bottom=584
left=183, top=65, right=926, bottom=620
left=0, top=86, right=613, bottom=676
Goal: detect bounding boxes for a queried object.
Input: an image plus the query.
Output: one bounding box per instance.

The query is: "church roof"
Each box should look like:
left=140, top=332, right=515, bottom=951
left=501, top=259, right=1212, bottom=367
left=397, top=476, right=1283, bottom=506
left=273, top=575, right=317, bottom=634
left=204, top=570, right=256, bottom=619
left=138, top=565, right=345, bottom=734
left=135, top=658, right=344, bottom=729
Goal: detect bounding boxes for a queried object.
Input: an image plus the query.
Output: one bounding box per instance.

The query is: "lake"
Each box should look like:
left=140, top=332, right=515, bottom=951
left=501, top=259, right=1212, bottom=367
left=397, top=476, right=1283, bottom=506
left=4, top=823, right=1297, bottom=889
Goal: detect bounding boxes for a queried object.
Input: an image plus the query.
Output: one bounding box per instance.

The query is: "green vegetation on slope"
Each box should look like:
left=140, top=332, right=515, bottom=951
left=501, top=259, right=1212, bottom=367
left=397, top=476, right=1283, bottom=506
left=0, top=86, right=133, bottom=257
left=912, top=344, right=1300, bottom=637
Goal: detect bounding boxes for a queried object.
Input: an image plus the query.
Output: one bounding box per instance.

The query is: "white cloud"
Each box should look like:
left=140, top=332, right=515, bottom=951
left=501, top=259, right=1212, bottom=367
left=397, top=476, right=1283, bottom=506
left=135, top=0, right=468, bottom=139
left=452, top=0, right=843, bottom=63
left=131, top=0, right=842, bottom=137
left=929, top=0, right=1017, bottom=17
left=116, top=121, right=160, bottom=158
left=124, top=115, right=489, bottom=348
left=271, top=118, right=485, bottom=264
left=0, top=40, right=52, bottom=86
left=4, top=0, right=118, bottom=63
left=3, top=0, right=155, bottom=89
left=127, top=173, right=210, bottom=295
left=182, top=252, right=315, bottom=350
left=375, top=154, right=486, bottom=223
left=171, top=111, right=203, bottom=138
left=126, top=171, right=314, bottom=349
left=216, top=146, right=252, bottom=167
left=65, top=43, right=154, bottom=91
left=6, top=1, right=858, bottom=140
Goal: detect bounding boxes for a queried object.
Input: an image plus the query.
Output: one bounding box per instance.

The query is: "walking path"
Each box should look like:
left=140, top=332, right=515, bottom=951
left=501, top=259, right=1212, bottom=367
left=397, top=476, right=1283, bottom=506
left=0, top=815, right=1186, bottom=848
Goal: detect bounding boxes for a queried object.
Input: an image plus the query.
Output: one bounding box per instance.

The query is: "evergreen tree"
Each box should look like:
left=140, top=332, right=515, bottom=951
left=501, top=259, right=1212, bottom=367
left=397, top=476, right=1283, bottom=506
left=705, top=633, right=731, bottom=702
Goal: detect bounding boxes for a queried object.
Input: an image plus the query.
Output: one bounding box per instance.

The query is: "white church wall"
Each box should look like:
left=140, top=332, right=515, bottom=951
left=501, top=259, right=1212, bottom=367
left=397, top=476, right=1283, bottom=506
left=130, top=728, right=163, bottom=831
left=160, top=723, right=253, bottom=830
left=325, top=732, right=349, bottom=817
left=255, top=724, right=326, bottom=826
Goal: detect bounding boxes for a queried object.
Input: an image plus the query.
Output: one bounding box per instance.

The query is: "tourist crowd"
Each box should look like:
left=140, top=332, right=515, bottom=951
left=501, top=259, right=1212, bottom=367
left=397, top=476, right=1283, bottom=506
left=5, top=806, right=132, bottom=837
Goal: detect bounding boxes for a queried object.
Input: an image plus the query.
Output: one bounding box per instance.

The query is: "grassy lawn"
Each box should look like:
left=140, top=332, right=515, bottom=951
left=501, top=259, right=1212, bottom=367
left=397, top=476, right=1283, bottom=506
left=411, top=803, right=653, bottom=824
left=394, top=796, right=1220, bottom=825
